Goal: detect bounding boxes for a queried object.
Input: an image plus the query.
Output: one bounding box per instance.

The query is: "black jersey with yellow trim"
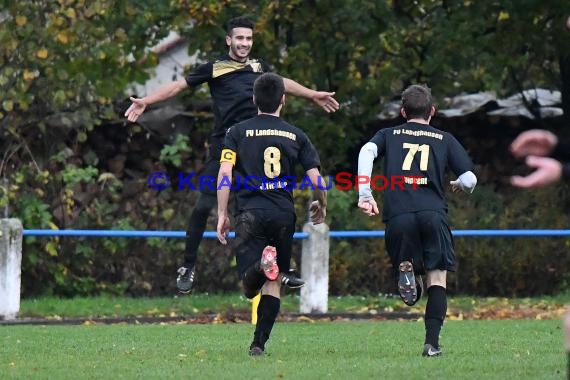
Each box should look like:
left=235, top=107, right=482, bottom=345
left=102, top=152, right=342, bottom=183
left=370, top=122, right=474, bottom=221
left=185, top=55, right=271, bottom=141
left=223, top=114, right=320, bottom=212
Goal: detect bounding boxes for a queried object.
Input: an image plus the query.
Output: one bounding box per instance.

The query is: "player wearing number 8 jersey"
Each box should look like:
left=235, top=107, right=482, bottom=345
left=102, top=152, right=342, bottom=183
left=357, top=84, right=477, bottom=357
left=217, top=73, right=327, bottom=356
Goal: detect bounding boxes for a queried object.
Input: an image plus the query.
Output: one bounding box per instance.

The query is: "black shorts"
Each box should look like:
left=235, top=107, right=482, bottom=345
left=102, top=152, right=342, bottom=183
left=385, top=210, right=456, bottom=275
left=233, top=208, right=296, bottom=278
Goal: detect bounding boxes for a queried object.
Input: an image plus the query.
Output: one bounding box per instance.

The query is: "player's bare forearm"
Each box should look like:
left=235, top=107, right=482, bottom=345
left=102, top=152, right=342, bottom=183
left=216, top=180, right=231, bottom=245
left=125, top=80, right=188, bottom=122
left=283, top=77, right=313, bottom=98
left=216, top=162, right=233, bottom=245
left=217, top=164, right=232, bottom=218
left=141, top=79, right=187, bottom=105
left=282, top=77, right=339, bottom=113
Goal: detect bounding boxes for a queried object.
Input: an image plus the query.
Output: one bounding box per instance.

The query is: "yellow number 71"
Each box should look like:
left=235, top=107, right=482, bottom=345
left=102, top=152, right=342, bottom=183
left=402, top=143, right=430, bottom=171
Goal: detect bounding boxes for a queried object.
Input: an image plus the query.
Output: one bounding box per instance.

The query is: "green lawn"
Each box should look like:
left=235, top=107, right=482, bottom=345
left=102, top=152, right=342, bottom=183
left=0, top=320, right=564, bottom=379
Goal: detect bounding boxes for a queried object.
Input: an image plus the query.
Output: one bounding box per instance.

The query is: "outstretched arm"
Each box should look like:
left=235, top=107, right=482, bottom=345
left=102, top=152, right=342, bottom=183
left=124, top=79, right=188, bottom=122
left=282, top=77, right=339, bottom=113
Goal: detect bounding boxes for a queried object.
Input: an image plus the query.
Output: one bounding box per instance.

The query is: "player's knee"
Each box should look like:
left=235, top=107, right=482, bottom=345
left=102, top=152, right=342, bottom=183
left=426, top=269, right=447, bottom=288
left=261, top=279, right=281, bottom=298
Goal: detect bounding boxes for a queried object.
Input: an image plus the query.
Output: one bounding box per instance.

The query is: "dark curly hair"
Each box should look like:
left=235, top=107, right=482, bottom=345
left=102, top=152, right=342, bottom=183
left=227, top=17, right=254, bottom=36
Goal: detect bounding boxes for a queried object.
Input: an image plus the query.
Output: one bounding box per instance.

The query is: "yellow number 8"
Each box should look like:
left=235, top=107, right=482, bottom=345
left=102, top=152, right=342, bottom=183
left=264, top=147, right=281, bottom=178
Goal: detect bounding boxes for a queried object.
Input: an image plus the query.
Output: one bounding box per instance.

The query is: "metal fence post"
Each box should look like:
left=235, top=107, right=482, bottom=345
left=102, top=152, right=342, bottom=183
left=300, top=222, right=329, bottom=313
left=0, top=219, right=23, bottom=320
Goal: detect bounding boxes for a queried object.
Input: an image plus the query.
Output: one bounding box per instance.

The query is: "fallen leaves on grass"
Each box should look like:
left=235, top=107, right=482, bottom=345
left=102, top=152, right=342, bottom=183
left=447, top=298, right=567, bottom=320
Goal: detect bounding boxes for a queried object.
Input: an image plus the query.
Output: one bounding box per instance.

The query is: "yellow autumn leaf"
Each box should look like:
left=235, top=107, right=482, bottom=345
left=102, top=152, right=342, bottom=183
left=36, top=48, right=49, bottom=59
left=296, top=315, right=316, bottom=323
left=77, top=131, right=87, bottom=142
left=98, top=172, right=116, bottom=182
left=8, top=39, right=18, bottom=52
left=2, top=100, right=13, bottom=112
left=23, top=70, right=35, bottom=81
left=53, top=16, right=65, bottom=26
left=498, top=11, right=509, bottom=21
left=162, top=208, right=175, bottom=221
left=126, top=5, right=137, bottom=15
left=99, top=51, right=106, bottom=59
left=45, top=241, right=58, bottom=257
left=16, top=15, right=27, bottom=26
left=115, top=28, right=127, bottom=41
left=57, top=32, right=69, bottom=44
left=194, top=349, right=206, bottom=358
left=65, top=8, right=76, bottom=20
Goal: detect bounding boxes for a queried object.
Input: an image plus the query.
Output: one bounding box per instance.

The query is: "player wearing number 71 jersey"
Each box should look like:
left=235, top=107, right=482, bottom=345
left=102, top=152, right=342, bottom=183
left=357, top=84, right=477, bottom=357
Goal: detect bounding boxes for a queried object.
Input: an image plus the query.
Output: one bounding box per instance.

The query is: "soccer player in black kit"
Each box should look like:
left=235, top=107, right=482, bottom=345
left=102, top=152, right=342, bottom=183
left=124, top=17, right=338, bottom=293
left=357, top=84, right=477, bottom=357
left=216, top=73, right=327, bottom=356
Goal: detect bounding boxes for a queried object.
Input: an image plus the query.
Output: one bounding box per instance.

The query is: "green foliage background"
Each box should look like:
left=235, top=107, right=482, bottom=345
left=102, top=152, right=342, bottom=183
left=1, top=0, right=570, bottom=297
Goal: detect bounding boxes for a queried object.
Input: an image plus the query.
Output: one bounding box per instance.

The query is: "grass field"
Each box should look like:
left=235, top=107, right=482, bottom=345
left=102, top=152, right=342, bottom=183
left=1, top=295, right=568, bottom=379
left=0, top=320, right=564, bottom=379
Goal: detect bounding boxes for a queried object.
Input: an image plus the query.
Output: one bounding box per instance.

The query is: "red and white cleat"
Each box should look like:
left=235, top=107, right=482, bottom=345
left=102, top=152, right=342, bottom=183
left=261, top=246, right=279, bottom=281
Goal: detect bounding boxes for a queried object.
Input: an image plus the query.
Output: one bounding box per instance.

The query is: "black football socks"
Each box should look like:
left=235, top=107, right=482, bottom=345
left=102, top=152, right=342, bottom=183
left=424, top=285, right=447, bottom=348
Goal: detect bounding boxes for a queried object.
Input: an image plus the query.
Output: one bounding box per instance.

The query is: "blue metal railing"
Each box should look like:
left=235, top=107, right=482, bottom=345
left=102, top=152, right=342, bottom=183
left=23, top=229, right=570, bottom=238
